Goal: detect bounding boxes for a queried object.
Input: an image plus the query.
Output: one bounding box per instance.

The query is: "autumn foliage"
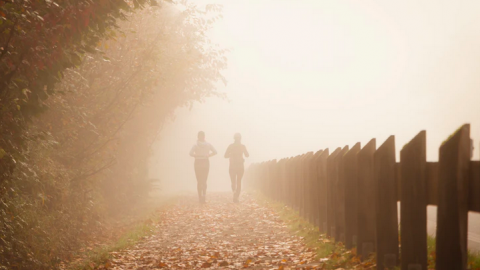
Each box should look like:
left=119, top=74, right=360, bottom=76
left=0, top=0, right=225, bottom=268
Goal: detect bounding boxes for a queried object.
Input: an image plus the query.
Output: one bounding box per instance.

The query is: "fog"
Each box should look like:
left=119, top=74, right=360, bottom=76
left=150, top=0, right=480, bottom=193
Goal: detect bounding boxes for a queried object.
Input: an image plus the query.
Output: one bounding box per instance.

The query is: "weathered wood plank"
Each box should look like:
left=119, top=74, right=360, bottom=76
left=317, top=149, right=329, bottom=233
left=282, top=159, right=289, bottom=205
left=287, top=157, right=296, bottom=208
left=357, top=139, right=376, bottom=259
left=400, top=130, right=427, bottom=270
left=271, top=160, right=277, bottom=200
left=298, top=155, right=305, bottom=215
left=294, top=155, right=304, bottom=212
left=436, top=124, right=470, bottom=270
left=374, top=136, right=398, bottom=269
left=327, top=147, right=342, bottom=239
left=335, top=145, right=349, bottom=242
left=297, top=154, right=308, bottom=213
left=290, top=157, right=298, bottom=209
left=344, top=142, right=361, bottom=249
left=301, top=152, right=314, bottom=219
left=470, top=161, right=480, bottom=212
left=265, top=161, right=269, bottom=194
left=284, top=159, right=290, bottom=203
left=270, top=160, right=277, bottom=199
left=280, top=159, right=285, bottom=200
left=278, top=159, right=286, bottom=202
left=261, top=161, right=267, bottom=195
left=274, top=159, right=279, bottom=199
left=309, top=150, right=323, bottom=226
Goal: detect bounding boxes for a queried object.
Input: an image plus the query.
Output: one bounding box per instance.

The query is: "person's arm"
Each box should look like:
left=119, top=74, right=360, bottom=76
left=189, top=145, right=197, bottom=157
left=243, top=145, right=250, bottom=158
left=209, top=144, right=217, bottom=157
left=224, top=145, right=232, bottom=158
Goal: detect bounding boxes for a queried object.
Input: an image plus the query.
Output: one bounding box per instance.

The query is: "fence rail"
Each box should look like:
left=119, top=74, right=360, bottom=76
left=245, top=124, right=479, bottom=270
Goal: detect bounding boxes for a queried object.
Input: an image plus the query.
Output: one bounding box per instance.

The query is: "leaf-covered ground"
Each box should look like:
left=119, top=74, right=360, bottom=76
left=75, top=192, right=480, bottom=270
left=100, top=192, right=327, bottom=269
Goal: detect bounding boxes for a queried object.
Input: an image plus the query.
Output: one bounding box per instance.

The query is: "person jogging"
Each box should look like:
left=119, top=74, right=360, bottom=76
left=224, top=133, right=249, bottom=203
left=189, top=131, right=217, bottom=204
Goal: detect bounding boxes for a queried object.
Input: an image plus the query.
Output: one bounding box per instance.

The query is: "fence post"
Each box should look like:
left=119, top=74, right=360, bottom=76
left=293, top=155, right=303, bottom=213
left=374, top=136, right=399, bottom=269
left=264, top=161, right=269, bottom=196
left=327, top=147, right=342, bottom=239
left=290, top=156, right=300, bottom=209
left=309, top=150, right=323, bottom=227
left=470, top=161, right=480, bottom=212
left=306, top=152, right=314, bottom=223
left=436, top=124, right=471, bottom=270
left=274, top=160, right=282, bottom=202
left=400, top=131, right=427, bottom=270
left=307, top=151, right=321, bottom=225
left=301, top=153, right=311, bottom=217
left=299, top=153, right=308, bottom=218
left=266, top=161, right=270, bottom=196
left=301, top=154, right=306, bottom=218
left=254, top=163, right=258, bottom=189
left=302, top=152, right=314, bottom=220
left=272, top=159, right=278, bottom=199
left=344, top=142, right=361, bottom=249
left=267, top=161, right=272, bottom=197
left=317, top=149, right=329, bottom=233
left=357, top=139, right=376, bottom=259
left=263, top=161, right=267, bottom=196
left=259, top=163, right=262, bottom=192
left=279, top=159, right=286, bottom=203
left=293, top=155, right=300, bottom=212
left=257, top=162, right=261, bottom=193
left=274, top=159, right=280, bottom=201
left=287, top=157, right=294, bottom=208
left=335, top=145, right=349, bottom=242
left=282, top=159, right=288, bottom=203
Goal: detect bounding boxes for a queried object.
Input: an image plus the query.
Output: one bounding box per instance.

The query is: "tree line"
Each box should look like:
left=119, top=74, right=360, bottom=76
left=0, top=0, right=226, bottom=268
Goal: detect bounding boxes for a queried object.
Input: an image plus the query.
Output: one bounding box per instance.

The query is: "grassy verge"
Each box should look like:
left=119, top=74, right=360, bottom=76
left=469, top=250, right=480, bottom=269
left=255, top=192, right=480, bottom=269
left=66, top=196, right=178, bottom=270
left=254, top=192, right=376, bottom=269
left=427, top=235, right=480, bottom=269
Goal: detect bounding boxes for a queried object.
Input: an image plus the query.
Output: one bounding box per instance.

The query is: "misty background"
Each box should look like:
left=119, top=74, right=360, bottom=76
left=149, top=0, right=480, bottom=193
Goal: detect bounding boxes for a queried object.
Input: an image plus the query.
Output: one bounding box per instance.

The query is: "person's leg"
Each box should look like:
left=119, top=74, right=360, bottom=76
left=194, top=161, right=203, bottom=202
left=203, top=160, right=209, bottom=199
left=234, top=166, right=245, bottom=201
left=200, top=178, right=206, bottom=202
left=229, top=167, right=236, bottom=192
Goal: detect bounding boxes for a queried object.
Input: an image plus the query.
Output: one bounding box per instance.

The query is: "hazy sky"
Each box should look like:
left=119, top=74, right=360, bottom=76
left=151, top=0, right=480, bottom=192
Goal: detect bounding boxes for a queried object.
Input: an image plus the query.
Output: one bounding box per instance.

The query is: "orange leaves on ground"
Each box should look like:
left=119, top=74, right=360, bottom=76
left=90, top=193, right=333, bottom=269
left=200, top=262, right=212, bottom=268
left=83, top=193, right=384, bottom=269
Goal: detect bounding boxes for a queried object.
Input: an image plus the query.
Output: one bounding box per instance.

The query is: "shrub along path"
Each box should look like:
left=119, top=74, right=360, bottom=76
left=101, top=192, right=323, bottom=269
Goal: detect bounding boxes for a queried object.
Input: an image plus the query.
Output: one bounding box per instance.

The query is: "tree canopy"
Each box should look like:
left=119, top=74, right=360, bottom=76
left=0, top=1, right=226, bottom=268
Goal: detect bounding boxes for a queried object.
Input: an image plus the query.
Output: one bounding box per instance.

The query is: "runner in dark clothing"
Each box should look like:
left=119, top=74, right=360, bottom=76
left=190, top=131, right=217, bottom=204
left=224, top=133, right=249, bottom=203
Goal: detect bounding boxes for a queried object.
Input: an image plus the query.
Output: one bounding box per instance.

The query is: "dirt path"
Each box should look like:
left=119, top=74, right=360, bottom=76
left=106, top=192, right=319, bottom=269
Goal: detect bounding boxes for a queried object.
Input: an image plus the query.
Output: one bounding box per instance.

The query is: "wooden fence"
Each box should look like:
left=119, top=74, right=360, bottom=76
left=245, top=124, right=480, bottom=270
